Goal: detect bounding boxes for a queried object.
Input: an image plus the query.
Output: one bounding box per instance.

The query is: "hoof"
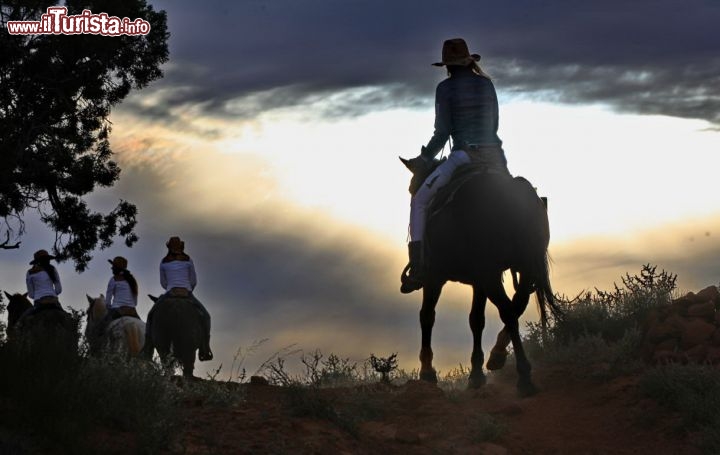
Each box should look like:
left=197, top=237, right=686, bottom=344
left=486, top=349, right=508, bottom=371
left=420, top=369, right=438, bottom=383
left=517, top=379, right=539, bottom=397
left=467, top=371, right=487, bottom=389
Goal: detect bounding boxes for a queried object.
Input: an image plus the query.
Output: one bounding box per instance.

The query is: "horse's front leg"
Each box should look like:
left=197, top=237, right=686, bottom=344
left=468, top=284, right=488, bottom=388
left=419, top=283, right=442, bottom=383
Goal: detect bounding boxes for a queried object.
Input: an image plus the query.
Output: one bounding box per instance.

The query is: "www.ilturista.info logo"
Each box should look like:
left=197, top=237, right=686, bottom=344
left=6, top=7, right=151, bottom=36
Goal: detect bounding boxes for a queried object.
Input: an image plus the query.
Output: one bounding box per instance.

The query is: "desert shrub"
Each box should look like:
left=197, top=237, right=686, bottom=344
left=283, top=384, right=386, bottom=437
left=523, top=264, right=676, bottom=374
left=640, top=364, right=720, bottom=452
left=548, top=264, right=675, bottom=345
left=0, top=342, right=179, bottom=454
left=469, top=412, right=506, bottom=443
left=302, top=350, right=361, bottom=387
left=368, top=353, right=398, bottom=383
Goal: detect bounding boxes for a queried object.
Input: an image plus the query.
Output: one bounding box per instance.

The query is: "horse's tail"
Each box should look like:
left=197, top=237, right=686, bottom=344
left=533, top=250, right=563, bottom=337
left=123, top=320, right=145, bottom=356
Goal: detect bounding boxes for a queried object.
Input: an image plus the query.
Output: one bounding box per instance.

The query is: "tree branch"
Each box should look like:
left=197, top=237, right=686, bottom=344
left=0, top=231, right=21, bottom=250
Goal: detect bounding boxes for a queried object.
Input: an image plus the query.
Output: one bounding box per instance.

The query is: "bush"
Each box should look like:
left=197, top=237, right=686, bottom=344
left=523, top=264, right=676, bottom=377
left=640, top=364, right=720, bottom=452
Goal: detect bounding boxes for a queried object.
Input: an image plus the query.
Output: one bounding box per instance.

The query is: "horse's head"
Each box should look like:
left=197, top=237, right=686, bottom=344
left=4, top=291, right=31, bottom=327
left=85, top=294, right=107, bottom=323
left=399, top=156, right=446, bottom=195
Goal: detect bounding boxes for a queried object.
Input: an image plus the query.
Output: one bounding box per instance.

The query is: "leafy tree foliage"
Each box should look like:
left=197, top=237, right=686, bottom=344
left=0, top=0, right=168, bottom=270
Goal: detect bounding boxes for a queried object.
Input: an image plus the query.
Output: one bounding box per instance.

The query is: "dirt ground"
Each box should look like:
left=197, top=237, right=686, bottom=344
left=165, top=365, right=701, bottom=455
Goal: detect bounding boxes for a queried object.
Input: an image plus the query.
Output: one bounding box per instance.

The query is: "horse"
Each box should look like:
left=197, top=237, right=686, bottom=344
left=400, top=156, right=561, bottom=396
left=145, top=294, right=203, bottom=378
left=4, top=291, right=31, bottom=340
left=85, top=294, right=145, bottom=358
left=3, top=291, right=78, bottom=355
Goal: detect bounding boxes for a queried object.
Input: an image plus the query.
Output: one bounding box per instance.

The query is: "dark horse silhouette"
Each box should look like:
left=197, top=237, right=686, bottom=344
left=401, top=157, right=561, bottom=396
left=146, top=294, right=203, bottom=378
left=4, top=291, right=78, bottom=354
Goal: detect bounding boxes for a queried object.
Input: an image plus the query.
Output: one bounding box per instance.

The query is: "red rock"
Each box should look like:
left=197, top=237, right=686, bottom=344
left=654, top=338, right=678, bottom=352
left=680, top=318, right=716, bottom=349
left=477, top=442, right=509, bottom=455
left=653, top=350, right=678, bottom=365
left=694, top=286, right=720, bottom=304
left=646, top=321, right=679, bottom=343
left=684, top=343, right=709, bottom=363
left=706, top=346, right=720, bottom=365
left=688, top=301, right=716, bottom=320
left=670, top=298, right=692, bottom=315
left=395, top=428, right=420, bottom=444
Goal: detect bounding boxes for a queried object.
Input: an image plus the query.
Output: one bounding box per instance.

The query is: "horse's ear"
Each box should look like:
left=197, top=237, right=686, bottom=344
left=3, top=291, right=11, bottom=300
left=399, top=156, right=411, bottom=169
left=86, top=294, right=94, bottom=305
left=148, top=294, right=158, bottom=303
left=22, top=292, right=28, bottom=298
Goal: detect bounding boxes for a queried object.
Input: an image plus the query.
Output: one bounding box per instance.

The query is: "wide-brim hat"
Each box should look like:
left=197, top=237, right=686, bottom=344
left=30, top=249, right=55, bottom=265
left=108, top=256, right=128, bottom=270
left=166, top=236, right=185, bottom=254
left=432, top=38, right=480, bottom=67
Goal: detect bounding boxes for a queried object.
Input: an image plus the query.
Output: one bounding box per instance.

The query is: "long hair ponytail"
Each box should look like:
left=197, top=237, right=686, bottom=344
left=122, top=270, right=139, bottom=297
left=38, top=259, right=58, bottom=284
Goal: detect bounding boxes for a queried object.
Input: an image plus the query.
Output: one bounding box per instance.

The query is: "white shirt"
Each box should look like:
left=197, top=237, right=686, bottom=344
left=160, top=259, right=197, bottom=291
left=26, top=269, right=62, bottom=300
left=106, top=277, right=137, bottom=308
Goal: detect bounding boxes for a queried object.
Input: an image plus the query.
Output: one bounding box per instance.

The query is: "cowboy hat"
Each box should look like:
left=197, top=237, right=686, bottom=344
left=432, top=38, right=480, bottom=67
left=166, top=236, right=185, bottom=254
left=108, top=256, right=128, bottom=270
left=30, top=249, right=56, bottom=265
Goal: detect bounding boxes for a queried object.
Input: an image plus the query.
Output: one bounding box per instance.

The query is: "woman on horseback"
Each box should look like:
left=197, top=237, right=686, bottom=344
left=143, top=236, right=213, bottom=361
left=25, top=249, right=64, bottom=311
left=106, top=256, right=140, bottom=316
left=92, top=256, right=141, bottom=339
left=401, top=38, right=510, bottom=294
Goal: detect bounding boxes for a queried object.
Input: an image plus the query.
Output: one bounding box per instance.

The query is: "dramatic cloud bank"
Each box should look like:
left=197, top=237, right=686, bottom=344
left=128, top=0, right=720, bottom=126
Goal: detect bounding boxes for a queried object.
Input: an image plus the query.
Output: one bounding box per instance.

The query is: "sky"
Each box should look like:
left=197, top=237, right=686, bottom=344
left=2, top=0, right=720, bottom=378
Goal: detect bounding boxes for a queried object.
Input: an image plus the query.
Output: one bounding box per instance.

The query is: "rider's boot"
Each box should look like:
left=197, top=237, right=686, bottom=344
left=196, top=303, right=213, bottom=361
left=400, top=241, right=424, bottom=294
left=140, top=309, right=155, bottom=360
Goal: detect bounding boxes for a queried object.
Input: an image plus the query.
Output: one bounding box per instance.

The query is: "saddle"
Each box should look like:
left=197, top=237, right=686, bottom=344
left=112, top=306, right=140, bottom=320
left=427, top=163, right=513, bottom=220
left=168, top=287, right=190, bottom=297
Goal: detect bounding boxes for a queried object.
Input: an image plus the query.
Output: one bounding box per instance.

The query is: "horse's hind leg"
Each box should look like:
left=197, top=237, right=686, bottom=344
left=487, top=275, right=533, bottom=371
left=468, top=284, right=487, bottom=389
left=487, top=327, right=510, bottom=371
left=419, top=283, right=442, bottom=383
left=485, top=274, right=538, bottom=397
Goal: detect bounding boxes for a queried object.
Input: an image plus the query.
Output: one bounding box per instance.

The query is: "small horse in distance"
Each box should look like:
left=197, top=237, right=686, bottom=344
left=4, top=291, right=78, bottom=355
left=145, top=294, right=204, bottom=378
left=4, top=291, right=31, bottom=340
left=85, top=294, right=145, bottom=358
left=401, top=156, right=562, bottom=396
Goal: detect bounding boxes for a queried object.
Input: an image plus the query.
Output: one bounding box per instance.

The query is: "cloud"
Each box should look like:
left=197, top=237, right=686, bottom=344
left=550, top=216, right=720, bottom=295
left=125, top=0, right=720, bottom=127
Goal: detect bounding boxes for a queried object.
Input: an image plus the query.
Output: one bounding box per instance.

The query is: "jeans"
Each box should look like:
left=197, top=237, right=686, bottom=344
left=410, top=150, right=471, bottom=241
